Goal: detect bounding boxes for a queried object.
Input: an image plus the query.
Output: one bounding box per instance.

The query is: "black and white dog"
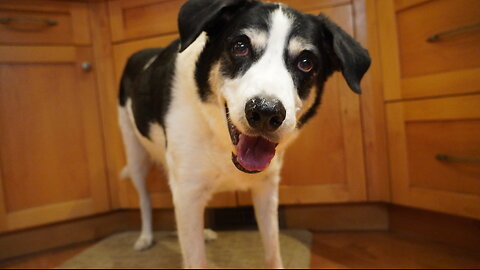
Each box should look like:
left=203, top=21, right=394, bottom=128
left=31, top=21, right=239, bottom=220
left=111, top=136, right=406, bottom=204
left=118, top=0, right=370, bottom=268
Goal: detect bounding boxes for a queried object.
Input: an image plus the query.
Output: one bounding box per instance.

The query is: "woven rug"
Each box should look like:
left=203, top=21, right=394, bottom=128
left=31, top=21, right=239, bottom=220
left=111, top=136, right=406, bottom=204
left=58, top=230, right=312, bottom=269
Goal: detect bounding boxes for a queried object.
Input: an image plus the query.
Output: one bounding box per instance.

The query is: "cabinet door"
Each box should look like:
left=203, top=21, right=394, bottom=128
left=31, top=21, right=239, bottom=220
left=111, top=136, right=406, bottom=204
left=238, top=3, right=367, bottom=205
left=108, top=0, right=183, bottom=42
left=112, top=35, right=237, bottom=209
left=0, top=46, right=110, bottom=232
left=387, top=95, right=480, bottom=219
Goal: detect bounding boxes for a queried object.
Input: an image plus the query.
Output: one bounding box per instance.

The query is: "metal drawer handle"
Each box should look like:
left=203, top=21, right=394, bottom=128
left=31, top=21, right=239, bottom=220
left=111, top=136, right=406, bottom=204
left=436, top=154, right=480, bottom=163
left=0, top=17, right=58, bottom=27
left=81, top=62, right=92, bottom=71
left=427, top=23, right=480, bottom=43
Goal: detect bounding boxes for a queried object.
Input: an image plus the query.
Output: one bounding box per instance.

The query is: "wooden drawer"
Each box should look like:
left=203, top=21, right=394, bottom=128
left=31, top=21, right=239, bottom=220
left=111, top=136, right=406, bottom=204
left=387, top=94, right=480, bottom=219
left=397, top=0, right=480, bottom=78
left=0, top=1, right=91, bottom=45
left=108, top=0, right=183, bottom=43
left=406, top=120, right=480, bottom=196
left=395, top=0, right=480, bottom=99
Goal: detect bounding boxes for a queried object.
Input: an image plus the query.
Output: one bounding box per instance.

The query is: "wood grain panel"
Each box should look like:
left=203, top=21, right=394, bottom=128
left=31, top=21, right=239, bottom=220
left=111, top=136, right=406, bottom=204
left=285, top=203, right=389, bottom=231
left=394, top=0, right=432, bottom=11
left=376, top=0, right=402, bottom=101
left=87, top=1, right=124, bottom=209
left=0, top=45, right=76, bottom=63
left=354, top=0, right=391, bottom=201
left=0, top=64, right=92, bottom=212
left=402, top=95, right=480, bottom=121
left=108, top=0, right=182, bottom=42
left=0, top=46, right=110, bottom=231
left=401, top=68, right=480, bottom=99
left=282, top=75, right=348, bottom=187
left=112, top=34, right=178, bottom=81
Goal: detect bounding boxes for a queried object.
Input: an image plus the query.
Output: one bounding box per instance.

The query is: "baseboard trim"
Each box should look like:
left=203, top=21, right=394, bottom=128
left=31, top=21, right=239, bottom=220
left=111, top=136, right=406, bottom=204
left=284, top=203, right=390, bottom=231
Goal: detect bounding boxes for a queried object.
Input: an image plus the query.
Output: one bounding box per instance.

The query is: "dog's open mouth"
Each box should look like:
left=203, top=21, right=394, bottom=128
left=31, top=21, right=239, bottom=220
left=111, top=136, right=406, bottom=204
left=226, top=107, right=277, bottom=174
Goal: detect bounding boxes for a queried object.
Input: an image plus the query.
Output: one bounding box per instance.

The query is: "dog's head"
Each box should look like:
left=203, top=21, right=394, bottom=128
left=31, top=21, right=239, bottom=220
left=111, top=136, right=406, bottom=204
left=178, top=0, right=370, bottom=174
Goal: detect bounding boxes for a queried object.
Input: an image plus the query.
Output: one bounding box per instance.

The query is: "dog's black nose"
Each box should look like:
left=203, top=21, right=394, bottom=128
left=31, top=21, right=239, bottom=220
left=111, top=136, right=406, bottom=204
left=245, top=96, right=286, bottom=132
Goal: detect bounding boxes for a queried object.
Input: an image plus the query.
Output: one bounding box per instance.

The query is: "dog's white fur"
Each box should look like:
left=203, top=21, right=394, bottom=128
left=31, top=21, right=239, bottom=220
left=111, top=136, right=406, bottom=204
left=118, top=8, right=303, bottom=268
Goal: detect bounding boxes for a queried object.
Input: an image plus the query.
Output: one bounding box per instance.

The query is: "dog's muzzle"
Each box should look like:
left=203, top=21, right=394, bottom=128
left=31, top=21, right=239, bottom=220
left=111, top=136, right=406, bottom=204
left=226, top=105, right=278, bottom=174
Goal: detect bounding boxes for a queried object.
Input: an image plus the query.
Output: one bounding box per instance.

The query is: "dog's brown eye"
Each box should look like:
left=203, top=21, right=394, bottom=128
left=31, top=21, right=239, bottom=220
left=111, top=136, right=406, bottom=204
left=297, top=57, right=314, bottom=73
left=232, top=41, right=249, bottom=57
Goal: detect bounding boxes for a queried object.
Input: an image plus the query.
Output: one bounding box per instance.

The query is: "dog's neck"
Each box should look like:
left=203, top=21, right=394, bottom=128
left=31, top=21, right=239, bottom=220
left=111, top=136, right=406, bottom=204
left=173, top=33, right=234, bottom=153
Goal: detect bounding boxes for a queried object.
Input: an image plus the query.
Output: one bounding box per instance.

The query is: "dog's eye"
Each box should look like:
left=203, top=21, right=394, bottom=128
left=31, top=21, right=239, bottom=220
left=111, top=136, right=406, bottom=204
left=232, top=41, right=249, bottom=57
left=297, top=57, right=314, bottom=73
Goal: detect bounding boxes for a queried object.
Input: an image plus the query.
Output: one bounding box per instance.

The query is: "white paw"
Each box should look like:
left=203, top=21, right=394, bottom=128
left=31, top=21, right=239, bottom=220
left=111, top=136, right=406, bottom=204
left=134, top=235, right=154, bottom=251
left=204, top=228, right=218, bottom=242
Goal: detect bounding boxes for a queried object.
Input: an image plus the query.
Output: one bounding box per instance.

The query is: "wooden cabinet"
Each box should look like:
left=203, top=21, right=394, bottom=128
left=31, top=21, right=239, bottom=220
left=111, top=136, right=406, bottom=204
left=0, top=46, right=110, bottom=232
left=0, top=1, right=110, bottom=232
left=379, top=0, right=480, bottom=219
left=386, top=95, right=480, bottom=219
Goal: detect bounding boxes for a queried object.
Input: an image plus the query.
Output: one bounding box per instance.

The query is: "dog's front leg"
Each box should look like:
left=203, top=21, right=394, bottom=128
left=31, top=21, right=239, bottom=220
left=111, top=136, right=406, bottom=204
left=171, top=182, right=212, bottom=269
left=252, top=177, right=283, bottom=269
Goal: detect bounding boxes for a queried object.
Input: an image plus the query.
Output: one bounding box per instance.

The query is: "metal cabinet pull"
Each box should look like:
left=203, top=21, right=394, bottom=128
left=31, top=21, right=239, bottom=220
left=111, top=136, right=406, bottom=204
left=81, top=62, right=92, bottom=71
left=436, top=154, right=480, bottom=163
left=427, top=23, right=480, bottom=43
left=0, top=17, right=58, bottom=27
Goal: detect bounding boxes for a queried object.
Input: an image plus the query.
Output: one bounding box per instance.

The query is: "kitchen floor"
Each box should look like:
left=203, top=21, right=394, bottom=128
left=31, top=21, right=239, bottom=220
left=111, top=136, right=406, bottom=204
left=1, top=231, right=479, bottom=269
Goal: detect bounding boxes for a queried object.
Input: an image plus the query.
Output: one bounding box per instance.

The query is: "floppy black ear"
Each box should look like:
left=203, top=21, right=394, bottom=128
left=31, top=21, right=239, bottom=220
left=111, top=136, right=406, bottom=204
left=178, top=0, right=249, bottom=52
left=317, top=14, right=371, bottom=94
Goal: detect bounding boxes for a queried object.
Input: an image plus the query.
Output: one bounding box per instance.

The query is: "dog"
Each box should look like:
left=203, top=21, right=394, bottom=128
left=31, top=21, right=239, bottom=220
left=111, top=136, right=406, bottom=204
left=118, top=0, right=370, bottom=268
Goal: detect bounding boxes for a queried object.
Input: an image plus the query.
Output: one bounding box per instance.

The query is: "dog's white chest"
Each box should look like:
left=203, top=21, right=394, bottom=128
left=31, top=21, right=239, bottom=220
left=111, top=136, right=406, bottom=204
left=164, top=104, right=273, bottom=192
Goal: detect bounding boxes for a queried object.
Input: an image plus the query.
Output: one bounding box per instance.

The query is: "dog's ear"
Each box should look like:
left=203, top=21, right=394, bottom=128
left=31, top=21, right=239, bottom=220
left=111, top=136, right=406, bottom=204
left=178, top=0, right=250, bottom=52
left=316, top=14, right=371, bottom=94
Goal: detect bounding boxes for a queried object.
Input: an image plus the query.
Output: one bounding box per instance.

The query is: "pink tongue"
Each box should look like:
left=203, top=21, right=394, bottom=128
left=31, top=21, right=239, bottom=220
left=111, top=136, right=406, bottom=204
left=236, top=134, right=276, bottom=171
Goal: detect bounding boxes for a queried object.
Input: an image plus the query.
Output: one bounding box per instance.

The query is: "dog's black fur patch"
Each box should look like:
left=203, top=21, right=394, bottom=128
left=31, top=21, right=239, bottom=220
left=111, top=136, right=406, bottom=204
left=217, top=4, right=275, bottom=79
left=119, top=40, right=179, bottom=138
left=194, top=2, right=276, bottom=101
